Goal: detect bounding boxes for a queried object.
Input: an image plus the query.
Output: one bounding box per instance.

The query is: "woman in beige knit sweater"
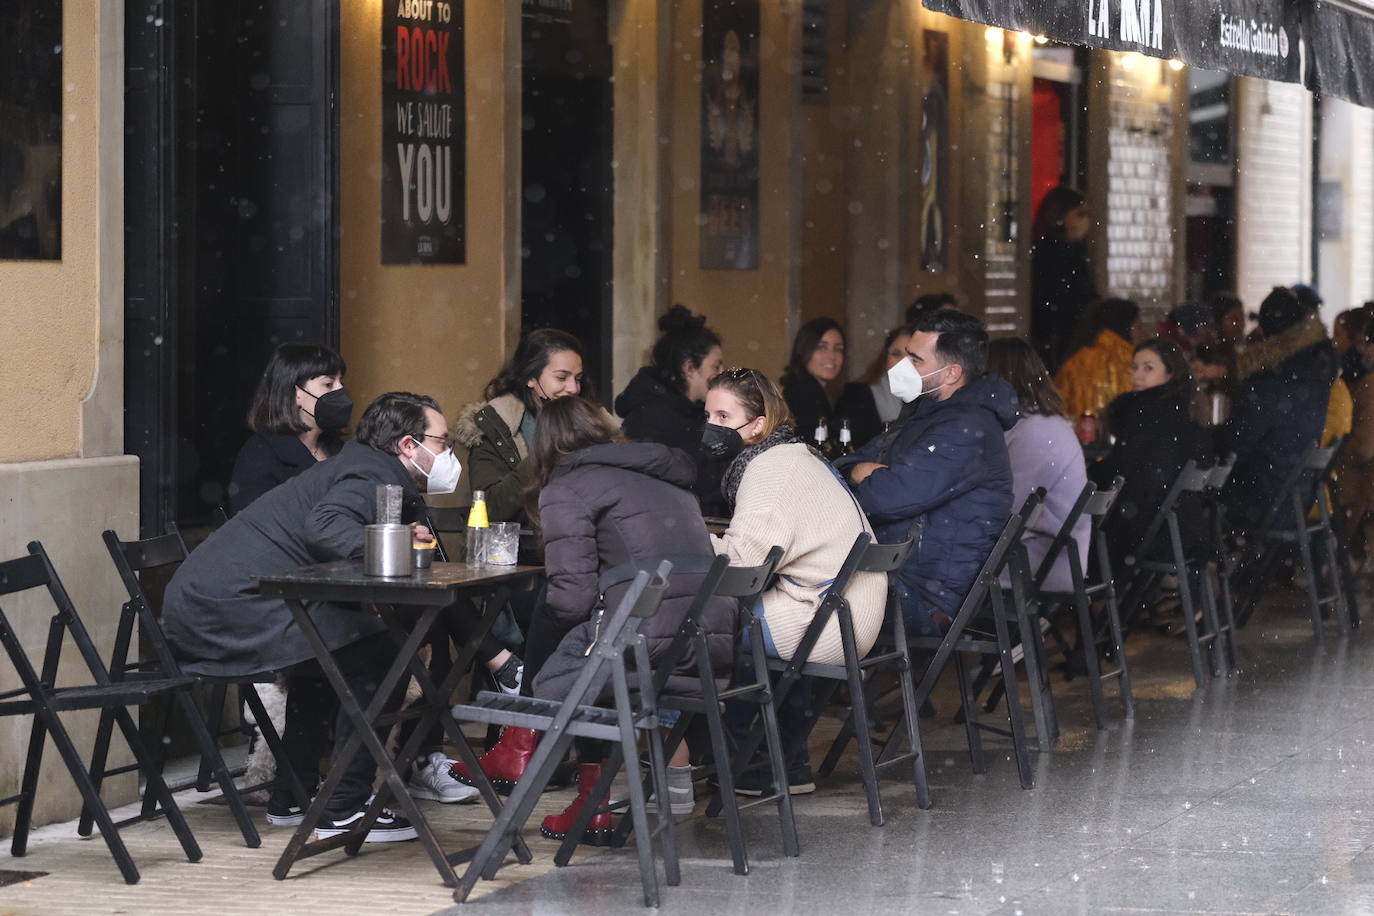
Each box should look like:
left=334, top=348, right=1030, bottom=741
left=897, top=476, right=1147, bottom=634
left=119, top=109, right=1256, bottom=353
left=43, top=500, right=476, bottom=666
left=704, top=370, right=888, bottom=665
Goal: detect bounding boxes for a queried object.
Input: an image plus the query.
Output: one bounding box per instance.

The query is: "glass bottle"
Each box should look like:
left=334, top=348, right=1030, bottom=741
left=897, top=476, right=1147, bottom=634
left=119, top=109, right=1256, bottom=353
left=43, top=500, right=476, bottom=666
left=465, top=489, right=490, bottom=565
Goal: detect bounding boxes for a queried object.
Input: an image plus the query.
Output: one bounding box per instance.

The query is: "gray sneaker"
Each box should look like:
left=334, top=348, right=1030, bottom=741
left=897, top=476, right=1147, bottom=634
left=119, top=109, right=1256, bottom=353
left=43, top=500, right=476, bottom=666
left=614, top=765, right=696, bottom=815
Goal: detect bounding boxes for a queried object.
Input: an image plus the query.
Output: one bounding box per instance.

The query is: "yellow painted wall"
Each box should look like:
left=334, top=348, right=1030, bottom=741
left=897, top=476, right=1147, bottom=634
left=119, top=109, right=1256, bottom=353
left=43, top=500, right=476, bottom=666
left=0, top=0, right=106, bottom=463
left=338, top=1, right=519, bottom=426
left=668, top=0, right=800, bottom=381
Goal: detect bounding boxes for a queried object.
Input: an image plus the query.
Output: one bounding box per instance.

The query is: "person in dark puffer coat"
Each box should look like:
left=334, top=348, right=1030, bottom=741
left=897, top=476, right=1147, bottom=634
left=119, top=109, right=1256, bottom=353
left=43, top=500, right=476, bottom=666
left=522, top=396, right=736, bottom=846
left=614, top=304, right=728, bottom=515
left=1219, top=287, right=1337, bottom=531
left=834, top=310, right=1017, bottom=637
left=1090, top=339, right=1212, bottom=574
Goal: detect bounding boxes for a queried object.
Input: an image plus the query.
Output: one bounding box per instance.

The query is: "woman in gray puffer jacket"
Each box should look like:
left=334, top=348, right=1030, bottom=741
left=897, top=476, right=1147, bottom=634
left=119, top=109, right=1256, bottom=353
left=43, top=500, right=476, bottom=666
left=525, top=396, right=736, bottom=845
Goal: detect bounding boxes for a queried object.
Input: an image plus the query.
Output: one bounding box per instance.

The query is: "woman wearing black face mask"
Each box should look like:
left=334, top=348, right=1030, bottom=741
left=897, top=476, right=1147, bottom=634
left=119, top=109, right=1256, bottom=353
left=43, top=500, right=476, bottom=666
left=704, top=369, right=887, bottom=793
left=227, top=343, right=351, bottom=515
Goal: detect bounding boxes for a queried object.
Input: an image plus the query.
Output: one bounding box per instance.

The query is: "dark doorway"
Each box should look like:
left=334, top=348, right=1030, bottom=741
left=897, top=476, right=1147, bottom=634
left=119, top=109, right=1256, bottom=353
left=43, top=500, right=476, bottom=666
left=1184, top=70, right=1235, bottom=301
left=521, top=1, right=614, bottom=397
left=125, top=0, right=339, bottom=535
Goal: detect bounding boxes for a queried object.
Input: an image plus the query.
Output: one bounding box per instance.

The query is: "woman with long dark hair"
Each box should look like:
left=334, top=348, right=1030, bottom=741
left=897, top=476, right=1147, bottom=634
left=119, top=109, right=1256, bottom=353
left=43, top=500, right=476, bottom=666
left=1031, top=186, right=1099, bottom=373
left=1091, top=338, right=1211, bottom=571
left=454, top=328, right=587, bottom=522
left=780, top=317, right=881, bottom=449
left=228, top=344, right=351, bottom=514
left=474, top=396, right=733, bottom=844
left=989, top=338, right=1089, bottom=591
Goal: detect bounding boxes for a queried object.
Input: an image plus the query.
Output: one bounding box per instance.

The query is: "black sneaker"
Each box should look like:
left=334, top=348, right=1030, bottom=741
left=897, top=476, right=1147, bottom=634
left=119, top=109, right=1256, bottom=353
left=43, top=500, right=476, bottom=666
left=730, top=764, right=815, bottom=797
left=266, top=791, right=306, bottom=827
left=314, top=805, right=418, bottom=843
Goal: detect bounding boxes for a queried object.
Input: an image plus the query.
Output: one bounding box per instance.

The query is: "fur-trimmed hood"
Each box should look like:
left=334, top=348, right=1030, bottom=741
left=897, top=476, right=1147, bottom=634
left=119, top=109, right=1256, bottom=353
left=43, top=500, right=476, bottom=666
left=453, top=393, right=527, bottom=452
left=1236, top=315, right=1327, bottom=381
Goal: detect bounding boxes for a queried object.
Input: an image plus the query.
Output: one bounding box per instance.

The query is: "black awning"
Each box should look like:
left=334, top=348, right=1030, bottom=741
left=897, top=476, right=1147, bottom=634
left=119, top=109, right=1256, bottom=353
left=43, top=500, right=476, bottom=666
left=922, top=0, right=1301, bottom=83
left=1305, top=1, right=1374, bottom=106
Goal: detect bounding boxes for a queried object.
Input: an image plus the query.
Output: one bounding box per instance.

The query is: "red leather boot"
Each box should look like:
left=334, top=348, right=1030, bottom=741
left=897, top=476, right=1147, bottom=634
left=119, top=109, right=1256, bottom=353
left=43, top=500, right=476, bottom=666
left=450, top=726, right=538, bottom=795
left=539, top=762, right=614, bottom=847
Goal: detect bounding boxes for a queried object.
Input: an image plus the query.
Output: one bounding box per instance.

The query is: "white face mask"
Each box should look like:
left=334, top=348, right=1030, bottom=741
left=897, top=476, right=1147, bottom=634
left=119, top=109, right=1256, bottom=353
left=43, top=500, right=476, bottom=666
left=413, top=441, right=462, bottom=495
left=886, top=358, right=949, bottom=403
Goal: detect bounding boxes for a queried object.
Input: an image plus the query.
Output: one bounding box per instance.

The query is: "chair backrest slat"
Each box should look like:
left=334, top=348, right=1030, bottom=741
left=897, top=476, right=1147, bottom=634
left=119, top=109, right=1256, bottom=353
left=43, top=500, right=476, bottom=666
left=856, top=523, right=919, bottom=575
left=0, top=554, right=51, bottom=597
left=715, top=546, right=784, bottom=599
left=1083, top=476, right=1125, bottom=518
left=1207, top=454, right=1236, bottom=491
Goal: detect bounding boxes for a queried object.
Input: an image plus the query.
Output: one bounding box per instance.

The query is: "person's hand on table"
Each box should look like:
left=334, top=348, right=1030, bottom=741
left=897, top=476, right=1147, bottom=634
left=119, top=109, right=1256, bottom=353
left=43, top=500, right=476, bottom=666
left=410, top=522, right=435, bottom=545
left=849, top=462, right=888, bottom=485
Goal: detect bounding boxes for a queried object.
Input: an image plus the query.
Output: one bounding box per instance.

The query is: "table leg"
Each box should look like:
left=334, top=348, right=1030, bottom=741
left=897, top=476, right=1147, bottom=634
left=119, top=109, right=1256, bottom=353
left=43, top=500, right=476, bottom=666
left=271, top=600, right=457, bottom=885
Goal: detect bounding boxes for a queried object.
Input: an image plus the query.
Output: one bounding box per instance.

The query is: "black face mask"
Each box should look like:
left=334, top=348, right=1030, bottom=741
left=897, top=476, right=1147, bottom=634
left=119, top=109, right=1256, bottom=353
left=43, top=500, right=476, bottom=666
left=300, top=385, right=354, bottom=431
left=701, top=421, right=749, bottom=462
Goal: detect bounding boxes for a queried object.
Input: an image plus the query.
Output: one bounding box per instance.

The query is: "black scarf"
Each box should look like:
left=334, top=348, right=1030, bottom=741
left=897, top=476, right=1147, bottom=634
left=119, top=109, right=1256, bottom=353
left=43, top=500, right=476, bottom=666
left=720, top=424, right=826, bottom=508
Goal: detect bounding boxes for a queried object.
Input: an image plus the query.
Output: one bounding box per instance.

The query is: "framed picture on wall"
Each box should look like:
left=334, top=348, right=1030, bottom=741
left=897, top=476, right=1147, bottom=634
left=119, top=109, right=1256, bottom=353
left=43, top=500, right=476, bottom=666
left=920, top=28, right=950, bottom=273
left=0, top=3, right=62, bottom=261
left=700, top=0, right=760, bottom=271
left=381, top=0, right=467, bottom=264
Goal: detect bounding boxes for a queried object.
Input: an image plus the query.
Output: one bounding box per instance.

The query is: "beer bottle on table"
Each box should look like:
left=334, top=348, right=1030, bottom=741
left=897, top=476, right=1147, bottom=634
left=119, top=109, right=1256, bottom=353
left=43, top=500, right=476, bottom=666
left=1075, top=412, right=1100, bottom=446
left=838, top=418, right=855, bottom=456
left=813, top=416, right=832, bottom=458
left=466, top=490, right=490, bottom=565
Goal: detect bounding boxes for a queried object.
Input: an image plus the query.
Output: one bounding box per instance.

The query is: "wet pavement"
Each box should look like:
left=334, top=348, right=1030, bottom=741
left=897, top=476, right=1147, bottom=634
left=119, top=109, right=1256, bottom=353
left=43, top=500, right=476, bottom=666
left=3, top=581, right=1372, bottom=915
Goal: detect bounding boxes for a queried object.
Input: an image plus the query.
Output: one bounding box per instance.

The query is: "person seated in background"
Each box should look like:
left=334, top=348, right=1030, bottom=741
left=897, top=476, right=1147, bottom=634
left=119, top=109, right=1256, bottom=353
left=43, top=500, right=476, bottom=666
left=228, top=343, right=351, bottom=515
left=835, top=310, right=1016, bottom=637
left=780, top=317, right=881, bottom=450
left=614, top=304, right=728, bottom=515
left=1335, top=319, right=1374, bottom=562
left=1090, top=339, right=1211, bottom=580
left=1211, top=292, right=1247, bottom=351
left=988, top=338, right=1089, bottom=593
left=519, top=397, right=736, bottom=844
left=904, top=291, right=959, bottom=328
left=1334, top=305, right=1374, bottom=387
left=857, top=325, right=914, bottom=440
left=1155, top=301, right=1218, bottom=362
left=1220, top=287, right=1338, bottom=531
left=703, top=368, right=887, bottom=795
left=163, top=393, right=474, bottom=842
left=1054, top=298, right=1140, bottom=423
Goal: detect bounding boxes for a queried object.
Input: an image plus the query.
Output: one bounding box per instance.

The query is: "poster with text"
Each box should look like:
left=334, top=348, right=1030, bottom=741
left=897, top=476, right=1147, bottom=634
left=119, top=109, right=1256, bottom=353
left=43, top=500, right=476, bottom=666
left=920, top=29, right=950, bottom=273
left=0, top=3, right=62, bottom=260
left=382, top=0, right=466, bottom=264
left=700, top=0, right=760, bottom=271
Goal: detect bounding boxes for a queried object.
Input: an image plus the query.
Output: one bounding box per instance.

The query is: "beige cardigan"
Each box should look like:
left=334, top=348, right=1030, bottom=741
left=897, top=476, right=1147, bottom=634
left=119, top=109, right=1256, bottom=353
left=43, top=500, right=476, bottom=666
left=713, top=443, right=888, bottom=665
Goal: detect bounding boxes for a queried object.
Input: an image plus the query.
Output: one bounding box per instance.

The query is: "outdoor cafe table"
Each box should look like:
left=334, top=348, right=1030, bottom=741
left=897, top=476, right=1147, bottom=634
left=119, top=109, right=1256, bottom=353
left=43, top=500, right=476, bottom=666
left=256, top=559, right=542, bottom=887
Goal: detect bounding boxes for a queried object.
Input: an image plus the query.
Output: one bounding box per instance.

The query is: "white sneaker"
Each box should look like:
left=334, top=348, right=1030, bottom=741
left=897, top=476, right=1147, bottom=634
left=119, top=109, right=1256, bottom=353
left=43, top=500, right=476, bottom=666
left=409, top=752, right=480, bottom=804
left=614, top=765, right=695, bottom=816
left=492, top=660, right=524, bottom=697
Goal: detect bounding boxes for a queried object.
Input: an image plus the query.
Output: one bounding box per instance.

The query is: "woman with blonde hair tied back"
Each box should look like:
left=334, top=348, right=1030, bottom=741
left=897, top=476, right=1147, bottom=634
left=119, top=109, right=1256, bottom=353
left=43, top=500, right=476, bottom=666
left=704, top=368, right=887, bottom=795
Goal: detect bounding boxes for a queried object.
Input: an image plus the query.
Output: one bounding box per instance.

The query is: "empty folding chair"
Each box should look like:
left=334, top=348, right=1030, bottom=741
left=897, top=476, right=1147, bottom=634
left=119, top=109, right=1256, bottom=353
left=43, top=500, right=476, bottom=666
left=0, top=542, right=203, bottom=885
left=554, top=549, right=794, bottom=876
left=81, top=528, right=309, bottom=849
left=825, top=509, right=1033, bottom=797
left=450, top=563, right=678, bottom=908
left=1234, top=441, right=1354, bottom=640
left=713, top=529, right=922, bottom=828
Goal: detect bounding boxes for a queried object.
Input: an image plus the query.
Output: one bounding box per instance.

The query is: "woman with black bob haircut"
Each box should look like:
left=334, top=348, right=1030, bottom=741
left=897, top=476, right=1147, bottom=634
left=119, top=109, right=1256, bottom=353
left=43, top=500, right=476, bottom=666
left=227, top=343, right=351, bottom=515
left=780, top=317, right=881, bottom=450
left=1090, top=337, right=1212, bottom=578
left=455, top=327, right=587, bottom=523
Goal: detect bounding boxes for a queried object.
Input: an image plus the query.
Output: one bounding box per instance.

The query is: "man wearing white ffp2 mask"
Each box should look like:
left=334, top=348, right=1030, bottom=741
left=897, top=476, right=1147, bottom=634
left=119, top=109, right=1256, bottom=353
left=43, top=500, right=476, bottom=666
left=832, top=311, right=1018, bottom=640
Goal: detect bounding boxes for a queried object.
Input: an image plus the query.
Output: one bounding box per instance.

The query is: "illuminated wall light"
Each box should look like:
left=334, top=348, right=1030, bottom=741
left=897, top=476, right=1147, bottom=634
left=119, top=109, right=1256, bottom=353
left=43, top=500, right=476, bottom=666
left=985, top=26, right=1003, bottom=44
left=1120, top=52, right=1138, bottom=70
left=1033, top=34, right=1049, bottom=45
left=1168, top=58, right=1185, bottom=71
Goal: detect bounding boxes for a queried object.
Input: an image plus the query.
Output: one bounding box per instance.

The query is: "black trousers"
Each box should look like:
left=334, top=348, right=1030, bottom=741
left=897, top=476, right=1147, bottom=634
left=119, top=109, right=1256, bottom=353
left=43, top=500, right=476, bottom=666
left=274, top=636, right=404, bottom=816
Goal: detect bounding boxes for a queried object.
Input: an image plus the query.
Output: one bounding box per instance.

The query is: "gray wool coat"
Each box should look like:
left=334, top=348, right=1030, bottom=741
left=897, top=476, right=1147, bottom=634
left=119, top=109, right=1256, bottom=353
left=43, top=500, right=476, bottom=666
left=162, top=440, right=424, bottom=677
left=531, top=442, right=738, bottom=701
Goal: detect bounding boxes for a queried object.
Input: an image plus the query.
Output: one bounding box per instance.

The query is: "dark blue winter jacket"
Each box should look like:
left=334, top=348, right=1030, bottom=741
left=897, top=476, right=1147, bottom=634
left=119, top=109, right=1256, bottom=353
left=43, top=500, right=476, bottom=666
left=1220, top=340, right=1336, bottom=529
left=835, top=375, right=1018, bottom=634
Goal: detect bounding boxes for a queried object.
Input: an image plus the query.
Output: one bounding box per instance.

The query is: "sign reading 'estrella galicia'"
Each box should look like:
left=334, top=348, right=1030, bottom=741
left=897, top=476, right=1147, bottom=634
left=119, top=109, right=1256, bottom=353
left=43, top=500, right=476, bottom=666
left=921, top=0, right=1301, bottom=84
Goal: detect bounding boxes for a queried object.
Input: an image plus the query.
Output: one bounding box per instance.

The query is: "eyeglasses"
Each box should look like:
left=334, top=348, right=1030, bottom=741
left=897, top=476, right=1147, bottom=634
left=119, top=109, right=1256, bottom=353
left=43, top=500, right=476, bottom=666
left=418, top=433, right=456, bottom=451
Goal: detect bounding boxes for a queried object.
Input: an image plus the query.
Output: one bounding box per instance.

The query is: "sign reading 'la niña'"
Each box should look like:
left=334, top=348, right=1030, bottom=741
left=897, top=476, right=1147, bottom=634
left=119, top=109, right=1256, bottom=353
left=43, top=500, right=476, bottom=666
left=922, top=0, right=1300, bottom=84
left=382, top=0, right=467, bottom=264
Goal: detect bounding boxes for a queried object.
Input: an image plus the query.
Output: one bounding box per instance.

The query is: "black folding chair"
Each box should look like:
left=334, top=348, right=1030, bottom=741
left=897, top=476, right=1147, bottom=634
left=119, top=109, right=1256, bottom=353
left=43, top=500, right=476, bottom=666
left=555, top=548, right=794, bottom=876
left=1202, top=456, right=1241, bottom=673
left=1323, top=441, right=1363, bottom=629
left=450, top=563, right=678, bottom=908
left=1233, top=441, right=1354, bottom=641
left=80, top=528, right=310, bottom=848
left=846, top=509, right=1034, bottom=795
left=1118, top=460, right=1229, bottom=686
left=712, top=529, right=922, bottom=828
left=0, top=542, right=203, bottom=884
